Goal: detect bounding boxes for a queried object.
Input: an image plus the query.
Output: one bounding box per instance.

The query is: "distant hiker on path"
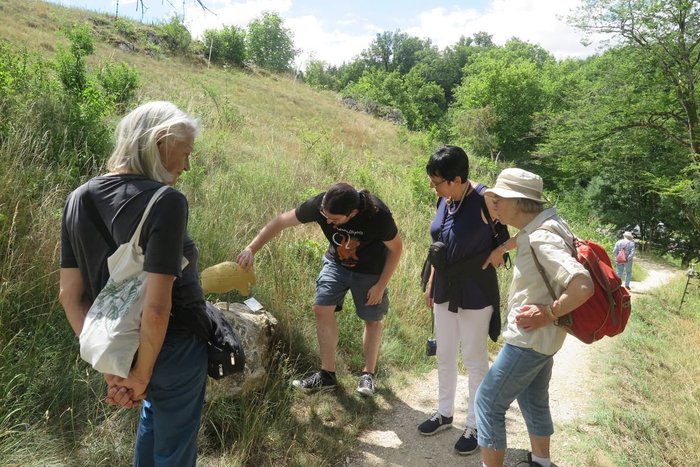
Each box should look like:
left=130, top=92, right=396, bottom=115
left=475, top=168, right=594, bottom=467
left=613, top=231, right=636, bottom=289
left=237, top=182, right=402, bottom=396
left=60, top=101, right=210, bottom=466
left=418, top=145, right=513, bottom=456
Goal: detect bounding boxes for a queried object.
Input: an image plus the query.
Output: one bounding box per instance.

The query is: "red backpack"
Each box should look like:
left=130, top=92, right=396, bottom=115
left=530, top=226, right=632, bottom=344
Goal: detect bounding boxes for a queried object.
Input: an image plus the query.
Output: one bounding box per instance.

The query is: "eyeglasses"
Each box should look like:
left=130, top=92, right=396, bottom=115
left=429, top=178, right=447, bottom=189
left=319, top=208, right=347, bottom=223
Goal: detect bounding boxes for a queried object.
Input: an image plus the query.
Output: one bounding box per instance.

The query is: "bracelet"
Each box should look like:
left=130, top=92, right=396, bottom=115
left=500, top=244, right=508, bottom=254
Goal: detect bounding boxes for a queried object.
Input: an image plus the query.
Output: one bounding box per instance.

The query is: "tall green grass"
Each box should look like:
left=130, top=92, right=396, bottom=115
left=557, top=272, right=700, bottom=466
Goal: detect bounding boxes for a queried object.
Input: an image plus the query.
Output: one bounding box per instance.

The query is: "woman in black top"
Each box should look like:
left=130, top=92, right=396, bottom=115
left=59, top=101, right=208, bottom=466
left=418, top=145, right=512, bottom=456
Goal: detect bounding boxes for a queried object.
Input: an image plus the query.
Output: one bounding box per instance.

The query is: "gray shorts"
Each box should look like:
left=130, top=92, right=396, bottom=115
left=314, top=258, right=389, bottom=321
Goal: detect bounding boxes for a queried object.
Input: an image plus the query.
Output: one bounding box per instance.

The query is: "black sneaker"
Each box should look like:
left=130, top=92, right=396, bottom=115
left=356, top=373, right=375, bottom=396
left=454, top=426, right=478, bottom=455
left=516, top=452, right=545, bottom=467
left=417, top=412, right=453, bottom=436
left=292, top=371, right=336, bottom=394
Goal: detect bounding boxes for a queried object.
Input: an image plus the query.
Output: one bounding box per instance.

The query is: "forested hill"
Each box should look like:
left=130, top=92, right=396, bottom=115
left=0, top=0, right=698, bottom=465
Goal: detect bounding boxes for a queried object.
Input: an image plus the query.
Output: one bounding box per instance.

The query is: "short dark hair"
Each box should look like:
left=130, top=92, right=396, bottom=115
left=426, top=145, right=470, bottom=182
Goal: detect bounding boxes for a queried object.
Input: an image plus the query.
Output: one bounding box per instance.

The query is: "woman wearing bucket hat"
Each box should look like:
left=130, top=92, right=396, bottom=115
left=613, top=231, right=636, bottom=288
left=418, top=146, right=513, bottom=456
left=474, top=168, right=594, bottom=467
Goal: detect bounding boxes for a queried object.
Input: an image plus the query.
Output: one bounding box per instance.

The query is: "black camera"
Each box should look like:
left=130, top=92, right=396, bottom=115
left=427, top=241, right=448, bottom=271
left=426, top=338, right=437, bottom=357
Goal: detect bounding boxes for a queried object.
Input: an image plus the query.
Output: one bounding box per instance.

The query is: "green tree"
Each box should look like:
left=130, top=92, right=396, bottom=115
left=246, top=12, right=297, bottom=73
left=362, top=31, right=434, bottom=74
left=535, top=47, right=700, bottom=263
left=303, top=59, right=339, bottom=90
left=572, top=0, right=700, bottom=233
left=420, top=33, right=494, bottom=103
left=404, top=64, right=447, bottom=129
left=364, top=31, right=395, bottom=72
left=203, top=25, right=246, bottom=67
left=451, top=43, right=552, bottom=163
left=343, top=69, right=419, bottom=127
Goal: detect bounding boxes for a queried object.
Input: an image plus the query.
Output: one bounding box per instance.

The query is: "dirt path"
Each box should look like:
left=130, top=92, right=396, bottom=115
left=345, top=257, right=680, bottom=467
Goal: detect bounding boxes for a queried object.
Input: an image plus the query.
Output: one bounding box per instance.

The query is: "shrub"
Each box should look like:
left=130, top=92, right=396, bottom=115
left=97, top=62, right=139, bottom=109
left=246, top=12, right=297, bottom=72
left=113, top=17, right=137, bottom=41
left=157, top=16, right=191, bottom=54
left=47, top=26, right=113, bottom=173
left=65, top=23, right=95, bottom=57
left=202, top=26, right=246, bottom=67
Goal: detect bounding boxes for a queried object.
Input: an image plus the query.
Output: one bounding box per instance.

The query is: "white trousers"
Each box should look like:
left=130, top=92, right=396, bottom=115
left=433, top=302, right=492, bottom=428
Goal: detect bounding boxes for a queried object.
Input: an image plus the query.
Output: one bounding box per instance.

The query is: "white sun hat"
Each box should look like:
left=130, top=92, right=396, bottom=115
left=484, top=168, right=547, bottom=203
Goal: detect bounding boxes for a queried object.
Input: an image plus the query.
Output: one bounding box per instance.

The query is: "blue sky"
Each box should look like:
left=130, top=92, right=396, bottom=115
left=46, top=0, right=606, bottom=67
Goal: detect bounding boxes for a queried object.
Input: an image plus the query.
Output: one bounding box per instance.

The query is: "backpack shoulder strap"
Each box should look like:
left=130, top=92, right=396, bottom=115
left=536, top=222, right=576, bottom=257
left=529, top=244, right=557, bottom=301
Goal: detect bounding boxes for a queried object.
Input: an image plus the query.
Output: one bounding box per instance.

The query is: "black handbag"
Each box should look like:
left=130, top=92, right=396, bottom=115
left=427, top=241, right=448, bottom=270
left=205, top=302, right=246, bottom=379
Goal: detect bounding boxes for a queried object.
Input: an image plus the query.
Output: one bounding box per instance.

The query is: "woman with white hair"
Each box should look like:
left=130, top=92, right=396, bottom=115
left=59, top=101, right=209, bottom=466
left=613, top=231, right=636, bottom=288
left=475, top=168, right=594, bottom=467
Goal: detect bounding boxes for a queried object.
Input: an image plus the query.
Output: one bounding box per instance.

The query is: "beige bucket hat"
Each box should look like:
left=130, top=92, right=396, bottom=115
left=484, top=168, right=547, bottom=203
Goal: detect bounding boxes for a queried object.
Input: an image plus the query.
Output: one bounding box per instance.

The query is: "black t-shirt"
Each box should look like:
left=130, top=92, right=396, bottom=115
left=295, top=192, right=398, bottom=274
left=60, top=174, right=208, bottom=340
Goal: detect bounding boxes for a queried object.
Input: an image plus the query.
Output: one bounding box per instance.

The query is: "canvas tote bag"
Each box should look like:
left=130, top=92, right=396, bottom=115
left=79, top=185, right=176, bottom=378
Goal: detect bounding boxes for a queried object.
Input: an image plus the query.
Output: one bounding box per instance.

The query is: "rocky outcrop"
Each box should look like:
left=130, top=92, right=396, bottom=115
left=206, top=301, right=278, bottom=397
left=340, top=96, right=404, bottom=125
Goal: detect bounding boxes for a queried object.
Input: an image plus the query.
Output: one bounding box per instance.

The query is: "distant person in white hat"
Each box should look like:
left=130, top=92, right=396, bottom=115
left=475, top=168, right=594, bottom=467
left=613, top=231, right=636, bottom=289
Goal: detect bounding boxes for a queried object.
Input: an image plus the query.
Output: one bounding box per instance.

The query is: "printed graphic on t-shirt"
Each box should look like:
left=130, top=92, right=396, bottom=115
left=332, top=226, right=363, bottom=267
left=295, top=191, right=398, bottom=274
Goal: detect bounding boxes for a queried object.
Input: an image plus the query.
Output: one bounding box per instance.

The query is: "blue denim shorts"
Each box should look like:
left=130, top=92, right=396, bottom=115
left=475, top=343, right=554, bottom=451
left=314, top=257, right=389, bottom=321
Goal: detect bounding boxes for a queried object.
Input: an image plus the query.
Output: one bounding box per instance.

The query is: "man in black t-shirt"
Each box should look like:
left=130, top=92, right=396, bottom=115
left=237, top=183, right=402, bottom=396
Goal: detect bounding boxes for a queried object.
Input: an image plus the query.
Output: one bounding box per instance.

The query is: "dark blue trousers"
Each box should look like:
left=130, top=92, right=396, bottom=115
left=134, top=336, right=208, bottom=467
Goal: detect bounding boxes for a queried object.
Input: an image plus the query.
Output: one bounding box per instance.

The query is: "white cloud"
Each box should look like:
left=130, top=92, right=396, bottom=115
left=407, top=0, right=605, bottom=59
left=287, top=15, right=373, bottom=68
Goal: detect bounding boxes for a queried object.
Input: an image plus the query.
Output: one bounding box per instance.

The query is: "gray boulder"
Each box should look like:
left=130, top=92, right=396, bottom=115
left=206, top=301, right=278, bottom=397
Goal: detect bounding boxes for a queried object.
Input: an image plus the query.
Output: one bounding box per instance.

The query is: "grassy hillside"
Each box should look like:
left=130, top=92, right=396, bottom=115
left=4, top=2, right=698, bottom=466
left=0, top=1, right=509, bottom=465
